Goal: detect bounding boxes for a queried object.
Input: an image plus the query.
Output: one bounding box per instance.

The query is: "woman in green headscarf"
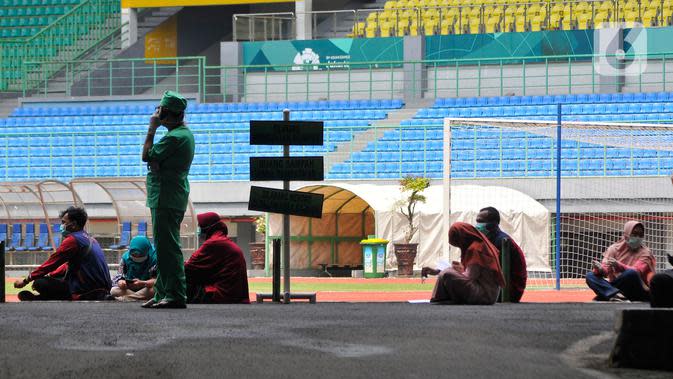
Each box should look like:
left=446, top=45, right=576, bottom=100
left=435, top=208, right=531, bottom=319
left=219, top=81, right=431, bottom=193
left=109, top=236, right=158, bottom=301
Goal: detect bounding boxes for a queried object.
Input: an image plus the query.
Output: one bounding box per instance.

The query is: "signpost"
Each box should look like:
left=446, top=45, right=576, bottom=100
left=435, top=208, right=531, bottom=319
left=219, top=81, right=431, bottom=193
left=250, top=110, right=324, bottom=304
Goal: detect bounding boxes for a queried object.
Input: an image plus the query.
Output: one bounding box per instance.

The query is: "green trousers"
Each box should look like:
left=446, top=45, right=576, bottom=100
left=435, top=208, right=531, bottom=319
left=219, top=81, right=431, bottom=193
left=151, top=207, right=186, bottom=303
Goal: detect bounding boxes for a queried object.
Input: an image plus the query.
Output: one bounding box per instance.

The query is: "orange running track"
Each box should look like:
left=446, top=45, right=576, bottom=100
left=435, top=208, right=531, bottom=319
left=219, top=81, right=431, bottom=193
left=5, top=277, right=595, bottom=303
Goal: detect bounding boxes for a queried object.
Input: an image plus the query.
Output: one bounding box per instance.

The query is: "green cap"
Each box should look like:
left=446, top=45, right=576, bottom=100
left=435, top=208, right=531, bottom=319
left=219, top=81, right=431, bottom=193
left=159, top=90, right=187, bottom=113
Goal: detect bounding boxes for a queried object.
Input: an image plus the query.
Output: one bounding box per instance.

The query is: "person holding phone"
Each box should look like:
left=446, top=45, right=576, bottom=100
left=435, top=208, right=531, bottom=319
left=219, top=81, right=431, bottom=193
left=109, top=236, right=157, bottom=301
left=586, top=221, right=655, bottom=302
left=141, top=91, right=195, bottom=309
left=421, top=222, right=505, bottom=305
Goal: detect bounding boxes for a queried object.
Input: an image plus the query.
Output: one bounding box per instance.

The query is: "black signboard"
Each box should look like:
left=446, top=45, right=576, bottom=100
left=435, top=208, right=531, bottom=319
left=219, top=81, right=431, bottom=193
left=250, top=156, right=324, bottom=181
left=250, top=120, right=324, bottom=146
left=248, top=186, right=324, bottom=218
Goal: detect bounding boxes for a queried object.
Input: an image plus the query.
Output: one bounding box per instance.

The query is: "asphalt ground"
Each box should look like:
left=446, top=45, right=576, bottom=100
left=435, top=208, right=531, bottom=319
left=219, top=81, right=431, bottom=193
left=0, top=301, right=669, bottom=379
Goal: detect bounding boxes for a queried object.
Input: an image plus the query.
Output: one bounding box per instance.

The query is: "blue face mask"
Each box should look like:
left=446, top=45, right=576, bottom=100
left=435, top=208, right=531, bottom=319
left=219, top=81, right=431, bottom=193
left=59, top=223, right=71, bottom=237
left=628, top=237, right=643, bottom=250
left=475, top=223, right=491, bottom=234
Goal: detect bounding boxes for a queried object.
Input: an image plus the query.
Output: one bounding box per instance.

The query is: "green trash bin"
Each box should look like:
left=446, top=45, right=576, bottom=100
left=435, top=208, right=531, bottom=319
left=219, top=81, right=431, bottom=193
left=360, top=237, right=389, bottom=278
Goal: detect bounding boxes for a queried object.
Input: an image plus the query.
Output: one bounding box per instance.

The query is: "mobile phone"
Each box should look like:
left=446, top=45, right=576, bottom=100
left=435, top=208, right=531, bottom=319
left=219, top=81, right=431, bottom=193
left=155, top=106, right=164, bottom=120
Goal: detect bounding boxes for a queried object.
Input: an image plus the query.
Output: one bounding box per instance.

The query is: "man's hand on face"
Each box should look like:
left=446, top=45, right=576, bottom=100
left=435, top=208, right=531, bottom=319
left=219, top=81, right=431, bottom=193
left=149, top=107, right=162, bottom=131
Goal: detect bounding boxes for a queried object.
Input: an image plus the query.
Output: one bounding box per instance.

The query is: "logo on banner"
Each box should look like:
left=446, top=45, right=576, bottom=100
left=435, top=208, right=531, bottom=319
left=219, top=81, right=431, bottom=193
left=292, top=48, right=321, bottom=71
left=595, top=23, right=647, bottom=77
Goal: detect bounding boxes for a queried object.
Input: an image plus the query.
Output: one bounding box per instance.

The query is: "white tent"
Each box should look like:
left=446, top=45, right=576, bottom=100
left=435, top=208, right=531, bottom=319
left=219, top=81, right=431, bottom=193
left=267, top=183, right=551, bottom=272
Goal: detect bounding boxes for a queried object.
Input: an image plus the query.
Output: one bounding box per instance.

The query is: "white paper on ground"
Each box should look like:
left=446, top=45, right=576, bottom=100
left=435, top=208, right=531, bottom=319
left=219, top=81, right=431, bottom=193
left=408, top=299, right=431, bottom=304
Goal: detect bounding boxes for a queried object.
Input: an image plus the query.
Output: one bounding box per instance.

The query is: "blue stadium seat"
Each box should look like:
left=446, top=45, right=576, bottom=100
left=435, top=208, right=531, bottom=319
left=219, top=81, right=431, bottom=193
left=0, top=224, right=6, bottom=247
left=110, top=221, right=131, bottom=250
left=8, top=224, right=22, bottom=251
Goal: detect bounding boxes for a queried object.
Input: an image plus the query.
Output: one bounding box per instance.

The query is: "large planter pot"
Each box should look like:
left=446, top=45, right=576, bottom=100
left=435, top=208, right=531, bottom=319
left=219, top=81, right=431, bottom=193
left=249, top=242, right=266, bottom=270
left=393, top=243, right=418, bottom=277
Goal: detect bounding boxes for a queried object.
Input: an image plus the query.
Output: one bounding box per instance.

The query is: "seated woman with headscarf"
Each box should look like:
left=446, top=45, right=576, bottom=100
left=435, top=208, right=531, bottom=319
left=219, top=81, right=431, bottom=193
left=110, top=236, right=157, bottom=301
left=421, top=222, right=505, bottom=305
left=184, top=212, right=250, bottom=304
left=586, top=220, right=655, bottom=302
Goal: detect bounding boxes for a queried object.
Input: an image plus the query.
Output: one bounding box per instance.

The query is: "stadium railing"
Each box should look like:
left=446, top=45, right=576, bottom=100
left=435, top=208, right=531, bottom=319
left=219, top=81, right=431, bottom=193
left=19, top=51, right=673, bottom=102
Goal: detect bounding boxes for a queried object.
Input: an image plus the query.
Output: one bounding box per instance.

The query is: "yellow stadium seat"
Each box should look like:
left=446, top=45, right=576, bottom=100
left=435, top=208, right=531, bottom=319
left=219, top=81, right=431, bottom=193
left=549, top=13, right=561, bottom=29
left=490, top=6, right=503, bottom=17
left=599, top=1, right=614, bottom=11
left=624, top=10, right=639, bottom=23
left=396, top=0, right=408, bottom=8
left=410, top=19, right=419, bottom=35
left=424, top=18, right=437, bottom=35
left=397, top=19, right=409, bottom=35
left=527, top=3, right=541, bottom=17
left=423, top=7, right=440, bottom=19
left=577, top=13, right=591, bottom=29
left=365, top=24, right=378, bottom=38
left=366, top=12, right=379, bottom=23
left=562, top=16, right=575, bottom=30
left=643, top=10, right=658, bottom=26
left=575, top=1, right=589, bottom=14
left=469, top=6, right=482, bottom=18
left=515, top=18, right=526, bottom=32
left=594, top=11, right=610, bottom=27
left=531, top=16, right=544, bottom=31
left=380, top=21, right=393, bottom=37
left=468, top=18, right=481, bottom=33
left=551, top=3, right=564, bottom=16
left=485, top=16, right=499, bottom=32
left=515, top=5, right=526, bottom=17
left=439, top=19, right=452, bottom=34
left=426, top=0, right=439, bottom=7
left=384, top=1, right=397, bottom=10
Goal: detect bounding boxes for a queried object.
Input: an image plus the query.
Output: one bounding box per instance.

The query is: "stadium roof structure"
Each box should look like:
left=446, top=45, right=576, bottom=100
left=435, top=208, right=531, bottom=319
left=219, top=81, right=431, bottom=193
left=71, top=177, right=198, bottom=250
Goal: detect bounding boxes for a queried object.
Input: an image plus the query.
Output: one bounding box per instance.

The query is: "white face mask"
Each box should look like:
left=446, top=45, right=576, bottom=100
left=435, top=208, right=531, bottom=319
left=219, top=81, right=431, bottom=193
left=130, top=254, right=148, bottom=263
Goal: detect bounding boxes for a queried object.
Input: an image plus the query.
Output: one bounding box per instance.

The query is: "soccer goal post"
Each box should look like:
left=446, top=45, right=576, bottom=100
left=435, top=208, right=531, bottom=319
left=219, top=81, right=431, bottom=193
left=442, top=116, right=673, bottom=290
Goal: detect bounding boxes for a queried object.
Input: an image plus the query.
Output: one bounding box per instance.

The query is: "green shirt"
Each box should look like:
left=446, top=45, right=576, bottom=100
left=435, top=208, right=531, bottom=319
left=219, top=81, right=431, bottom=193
left=146, top=125, right=195, bottom=211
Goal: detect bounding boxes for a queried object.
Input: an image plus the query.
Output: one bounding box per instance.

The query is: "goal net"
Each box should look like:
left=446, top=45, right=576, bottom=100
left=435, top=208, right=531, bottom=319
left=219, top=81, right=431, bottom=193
left=442, top=117, right=673, bottom=289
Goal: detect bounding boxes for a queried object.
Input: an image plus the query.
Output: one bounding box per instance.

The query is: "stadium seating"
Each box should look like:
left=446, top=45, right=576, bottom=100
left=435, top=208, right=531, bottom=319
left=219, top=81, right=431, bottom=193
left=352, top=0, right=672, bottom=37
left=330, top=91, right=673, bottom=179
left=0, top=99, right=401, bottom=182
left=0, top=0, right=79, bottom=39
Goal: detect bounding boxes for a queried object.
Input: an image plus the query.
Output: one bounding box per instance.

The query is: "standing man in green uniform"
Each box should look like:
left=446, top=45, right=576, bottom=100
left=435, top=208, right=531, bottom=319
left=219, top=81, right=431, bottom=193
left=141, top=91, right=195, bottom=309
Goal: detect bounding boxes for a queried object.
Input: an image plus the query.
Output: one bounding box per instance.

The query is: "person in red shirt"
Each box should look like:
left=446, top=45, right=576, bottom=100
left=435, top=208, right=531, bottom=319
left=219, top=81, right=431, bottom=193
left=13, top=206, right=111, bottom=301
left=184, top=212, right=250, bottom=304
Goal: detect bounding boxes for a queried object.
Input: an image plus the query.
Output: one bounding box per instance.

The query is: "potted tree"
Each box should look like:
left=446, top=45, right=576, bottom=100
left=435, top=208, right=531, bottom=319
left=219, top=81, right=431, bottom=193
left=249, top=215, right=266, bottom=270
left=393, top=176, right=430, bottom=276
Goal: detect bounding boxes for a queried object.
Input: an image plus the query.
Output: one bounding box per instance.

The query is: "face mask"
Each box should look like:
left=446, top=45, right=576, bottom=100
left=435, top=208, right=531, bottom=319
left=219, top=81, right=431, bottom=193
left=628, top=237, right=643, bottom=250
left=130, top=254, right=148, bottom=263
left=59, top=223, right=71, bottom=237
left=475, top=223, right=491, bottom=234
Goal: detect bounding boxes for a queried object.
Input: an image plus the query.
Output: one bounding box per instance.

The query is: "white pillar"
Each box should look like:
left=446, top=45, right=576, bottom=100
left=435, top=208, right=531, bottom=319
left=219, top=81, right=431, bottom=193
left=295, top=0, right=312, bottom=40
left=121, top=7, right=139, bottom=49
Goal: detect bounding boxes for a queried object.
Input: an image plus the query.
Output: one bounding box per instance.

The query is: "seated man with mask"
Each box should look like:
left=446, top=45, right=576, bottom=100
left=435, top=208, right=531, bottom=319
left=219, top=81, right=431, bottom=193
left=475, top=207, right=528, bottom=303
left=184, top=212, right=250, bottom=304
left=13, top=206, right=112, bottom=301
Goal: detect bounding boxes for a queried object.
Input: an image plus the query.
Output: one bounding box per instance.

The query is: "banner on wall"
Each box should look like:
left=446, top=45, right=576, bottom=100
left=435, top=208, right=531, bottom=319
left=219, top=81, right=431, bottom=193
left=145, top=15, right=177, bottom=64
left=425, top=30, right=594, bottom=62
left=243, top=37, right=404, bottom=71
